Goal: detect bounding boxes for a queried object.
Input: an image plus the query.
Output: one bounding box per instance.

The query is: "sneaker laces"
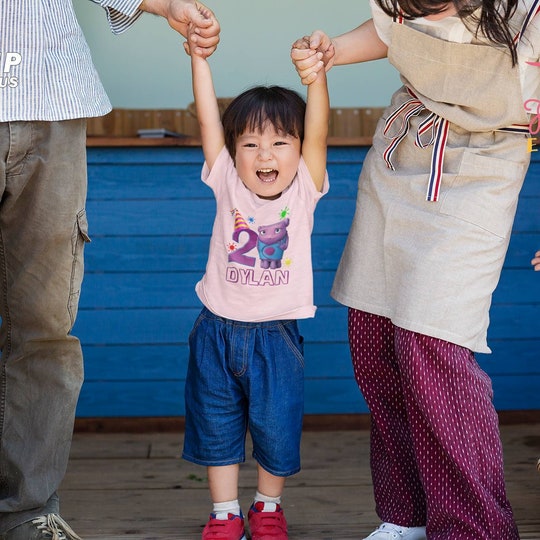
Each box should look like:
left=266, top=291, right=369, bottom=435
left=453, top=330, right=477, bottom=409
left=203, top=514, right=244, bottom=540
left=368, top=523, right=412, bottom=538
left=254, top=514, right=282, bottom=532
left=31, top=514, right=82, bottom=540
left=251, top=508, right=285, bottom=534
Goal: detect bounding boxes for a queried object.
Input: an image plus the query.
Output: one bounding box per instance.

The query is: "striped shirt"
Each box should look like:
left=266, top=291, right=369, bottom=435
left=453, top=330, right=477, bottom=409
left=0, top=0, right=143, bottom=122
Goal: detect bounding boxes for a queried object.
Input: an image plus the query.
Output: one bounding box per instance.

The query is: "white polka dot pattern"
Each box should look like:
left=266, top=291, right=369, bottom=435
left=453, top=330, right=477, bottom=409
left=348, top=308, right=519, bottom=540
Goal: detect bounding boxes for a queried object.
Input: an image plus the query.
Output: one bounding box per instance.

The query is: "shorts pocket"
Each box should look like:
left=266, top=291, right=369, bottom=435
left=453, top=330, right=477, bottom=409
left=68, top=209, right=91, bottom=327
left=439, top=151, right=526, bottom=239
left=278, top=321, right=305, bottom=368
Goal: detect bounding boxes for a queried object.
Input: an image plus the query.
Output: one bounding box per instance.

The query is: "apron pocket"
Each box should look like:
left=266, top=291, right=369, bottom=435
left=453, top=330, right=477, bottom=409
left=439, top=151, right=526, bottom=239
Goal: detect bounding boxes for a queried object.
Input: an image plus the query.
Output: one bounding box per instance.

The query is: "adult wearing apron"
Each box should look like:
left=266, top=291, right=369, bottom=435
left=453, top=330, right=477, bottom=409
left=292, top=1, right=539, bottom=539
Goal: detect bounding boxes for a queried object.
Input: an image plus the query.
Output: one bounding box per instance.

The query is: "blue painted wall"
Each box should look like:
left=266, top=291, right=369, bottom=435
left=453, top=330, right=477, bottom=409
left=74, top=145, right=540, bottom=417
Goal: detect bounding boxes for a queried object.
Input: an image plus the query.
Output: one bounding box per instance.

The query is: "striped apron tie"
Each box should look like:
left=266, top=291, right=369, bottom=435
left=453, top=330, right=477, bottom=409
left=382, top=93, right=531, bottom=203
left=382, top=88, right=449, bottom=202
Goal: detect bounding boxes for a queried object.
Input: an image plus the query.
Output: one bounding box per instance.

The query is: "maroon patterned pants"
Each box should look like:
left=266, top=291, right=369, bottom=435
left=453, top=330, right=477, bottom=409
left=348, top=308, right=519, bottom=540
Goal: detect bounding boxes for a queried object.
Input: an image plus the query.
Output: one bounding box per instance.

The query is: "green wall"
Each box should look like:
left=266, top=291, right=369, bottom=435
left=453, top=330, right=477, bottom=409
left=74, top=1, right=400, bottom=109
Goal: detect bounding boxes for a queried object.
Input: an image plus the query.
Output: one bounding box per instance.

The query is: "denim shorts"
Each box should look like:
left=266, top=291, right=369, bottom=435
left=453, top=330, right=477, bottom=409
left=182, top=307, right=305, bottom=477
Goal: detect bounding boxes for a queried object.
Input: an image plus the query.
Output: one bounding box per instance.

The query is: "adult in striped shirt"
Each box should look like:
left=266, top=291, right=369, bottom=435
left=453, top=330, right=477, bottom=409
left=0, top=2, right=218, bottom=539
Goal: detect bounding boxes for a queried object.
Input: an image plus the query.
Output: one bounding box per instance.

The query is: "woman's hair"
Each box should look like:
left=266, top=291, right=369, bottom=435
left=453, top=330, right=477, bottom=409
left=222, top=86, right=306, bottom=160
left=375, top=0, right=519, bottom=64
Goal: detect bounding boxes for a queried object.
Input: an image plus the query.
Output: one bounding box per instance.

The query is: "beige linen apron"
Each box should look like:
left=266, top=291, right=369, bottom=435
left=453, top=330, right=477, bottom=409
left=331, top=17, right=532, bottom=353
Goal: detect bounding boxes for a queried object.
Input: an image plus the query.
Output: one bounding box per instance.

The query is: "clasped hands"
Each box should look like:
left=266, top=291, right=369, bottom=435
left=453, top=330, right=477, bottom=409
left=291, top=30, right=335, bottom=85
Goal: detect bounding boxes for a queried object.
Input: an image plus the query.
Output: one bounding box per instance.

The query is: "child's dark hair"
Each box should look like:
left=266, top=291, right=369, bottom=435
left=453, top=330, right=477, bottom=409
left=375, top=0, right=519, bottom=64
left=222, top=86, right=306, bottom=160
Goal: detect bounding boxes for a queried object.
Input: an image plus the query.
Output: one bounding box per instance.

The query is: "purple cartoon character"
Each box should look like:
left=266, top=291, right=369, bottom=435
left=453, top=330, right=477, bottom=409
left=257, top=218, right=290, bottom=269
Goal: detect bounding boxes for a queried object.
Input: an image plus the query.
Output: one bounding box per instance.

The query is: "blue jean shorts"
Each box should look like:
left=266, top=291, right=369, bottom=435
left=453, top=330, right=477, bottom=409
left=182, top=307, right=305, bottom=477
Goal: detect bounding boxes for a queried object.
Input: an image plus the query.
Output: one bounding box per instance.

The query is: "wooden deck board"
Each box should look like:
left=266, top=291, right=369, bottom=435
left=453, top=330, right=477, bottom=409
left=59, top=424, right=540, bottom=539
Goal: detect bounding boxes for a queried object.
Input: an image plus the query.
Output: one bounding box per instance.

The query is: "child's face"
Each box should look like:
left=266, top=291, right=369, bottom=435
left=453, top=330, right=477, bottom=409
left=235, top=122, right=302, bottom=200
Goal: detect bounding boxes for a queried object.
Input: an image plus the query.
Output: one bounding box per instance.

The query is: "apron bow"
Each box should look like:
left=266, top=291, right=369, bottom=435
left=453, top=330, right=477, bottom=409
left=382, top=88, right=449, bottom=202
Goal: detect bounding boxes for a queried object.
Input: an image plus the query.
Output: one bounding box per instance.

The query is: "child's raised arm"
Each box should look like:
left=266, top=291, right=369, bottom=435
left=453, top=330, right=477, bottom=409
left=301, top=68, right=329, bottom=192
left=291, top=37, right=329, bottom=191
left=185, top=9, right=224, bottom=169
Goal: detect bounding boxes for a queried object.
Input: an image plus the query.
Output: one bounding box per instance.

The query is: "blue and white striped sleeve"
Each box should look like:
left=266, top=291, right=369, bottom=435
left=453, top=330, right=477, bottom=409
left=90, top=0, right=144, bottom=34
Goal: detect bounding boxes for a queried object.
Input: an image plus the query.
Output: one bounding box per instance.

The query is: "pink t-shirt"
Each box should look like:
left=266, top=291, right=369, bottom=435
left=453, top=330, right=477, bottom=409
left=196, top=146, right=329, bottom=322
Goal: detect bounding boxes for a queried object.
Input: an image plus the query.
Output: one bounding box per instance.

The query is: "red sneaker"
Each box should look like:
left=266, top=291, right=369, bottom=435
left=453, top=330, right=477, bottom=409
left=248, top=502, right=288, bottom=540
left=202, top=513, right=246, bottom=540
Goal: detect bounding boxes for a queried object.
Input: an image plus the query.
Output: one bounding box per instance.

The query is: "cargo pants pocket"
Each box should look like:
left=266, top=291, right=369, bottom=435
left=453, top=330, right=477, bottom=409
left=68, top=209, right=91, bottom=328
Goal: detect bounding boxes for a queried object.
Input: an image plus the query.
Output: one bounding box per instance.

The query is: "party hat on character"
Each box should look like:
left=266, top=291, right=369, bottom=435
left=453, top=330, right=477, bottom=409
left=232, top=208, right=250, bottom=231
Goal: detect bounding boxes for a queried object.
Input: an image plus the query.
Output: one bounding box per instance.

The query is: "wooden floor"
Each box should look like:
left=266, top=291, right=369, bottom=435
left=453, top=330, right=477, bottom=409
left=59, top=423, right=540, bottom=540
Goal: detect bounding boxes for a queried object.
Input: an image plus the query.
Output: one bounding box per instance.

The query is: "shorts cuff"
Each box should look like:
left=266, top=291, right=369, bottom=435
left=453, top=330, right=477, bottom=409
left=182, top=451, right=246, bottom=467
left=253, top=451, right=301, bottom=477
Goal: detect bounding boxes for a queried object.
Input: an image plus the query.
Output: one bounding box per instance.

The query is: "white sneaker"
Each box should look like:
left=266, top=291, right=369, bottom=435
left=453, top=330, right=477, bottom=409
left=364, top=522, right=427, bottom=540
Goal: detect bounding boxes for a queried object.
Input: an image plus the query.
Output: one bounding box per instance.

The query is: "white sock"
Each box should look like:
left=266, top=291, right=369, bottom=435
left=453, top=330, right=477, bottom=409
left=212, top=499, right=241, bottom=519
left=254, top=491, right=281, bottom=510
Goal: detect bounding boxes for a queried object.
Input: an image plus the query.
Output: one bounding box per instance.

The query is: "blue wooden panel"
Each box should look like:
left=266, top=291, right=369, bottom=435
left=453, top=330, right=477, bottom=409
left=84, top=194, right=538, bottom=236
left=75, top=380, right=369, bottom=417
left=76, top=344, right=540, bottom=417
left=74, top=303, right=539, bottom=347
left=84, top=198, right=358, bottom=236
left=505, top=233, right=540, bottom=268
left=83, top=235, right=348, bottom=273
left=86, top=146, right=366, bottom=201
left=76, top=145, right=540, bottom=417
left=80, top=343, right=355, bottom=383
left=79, top=272, right=201, bottom=309
left=82, top=344, right=187, bottom=381
left=87, top=146, right=205, bottom=164
left=83, top=232, right=539, bottom=276
left=304, top=379, right=367, bottom=414
left=86, top=162, right=364, bottom=200
left=88, top=163, right=204, bottom=199
left=85, top=236, right=211, bottom=273
left=78, top=270, right=338, bottom=310
left=79, top=339, right=539, bottom=385
left=489, top=374, right=540, bottom=410
left=493, top=269, right=540, bottom=303
left=78, top=381, right=185, bottom=417
left=86, top=146, right=540, bottom=204
left=478, top=340, right=540, bottom=375
left=75, top=374, right=540, bottom=417
left=83, top=202, right=537, bottom=256
left=73, top=306, right=353, bottom=345
left=513, top=200, right=540, bottom=231
left=78, top=267, right=540, bottom=310
left=81, top=231, right=540, bottom=278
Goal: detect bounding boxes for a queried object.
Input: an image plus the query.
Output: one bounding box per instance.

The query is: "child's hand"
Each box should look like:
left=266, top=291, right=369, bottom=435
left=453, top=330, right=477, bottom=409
left=532, top=250, right=540, bottom=271
left=183, top=22, right=197, bottom=56
left=182, top=3, right=220, bottom=58
left=291, top=30, right=335, bottom=85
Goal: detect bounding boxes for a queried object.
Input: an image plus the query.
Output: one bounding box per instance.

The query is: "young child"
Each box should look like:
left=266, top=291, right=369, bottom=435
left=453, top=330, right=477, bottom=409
left=181, top=8, right=329, bottom=540
left=292, top=1, right=539, bottom=540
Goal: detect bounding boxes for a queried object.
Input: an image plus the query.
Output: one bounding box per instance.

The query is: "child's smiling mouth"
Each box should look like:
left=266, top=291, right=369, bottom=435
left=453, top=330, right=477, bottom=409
left=257, top=168, right=278, bottom=182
